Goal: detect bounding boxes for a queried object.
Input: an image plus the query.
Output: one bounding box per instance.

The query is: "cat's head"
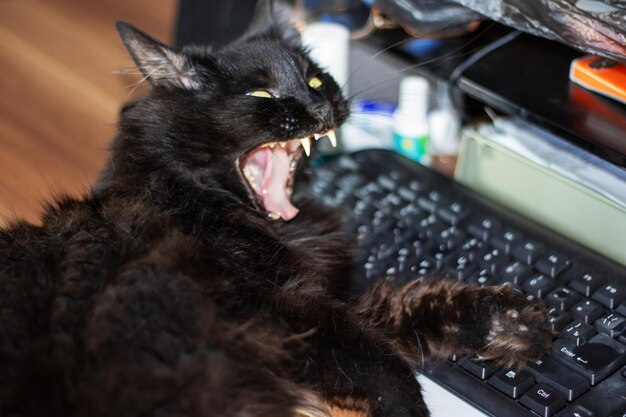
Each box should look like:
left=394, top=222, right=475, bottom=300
left=115, top=0, right=349, bottom=221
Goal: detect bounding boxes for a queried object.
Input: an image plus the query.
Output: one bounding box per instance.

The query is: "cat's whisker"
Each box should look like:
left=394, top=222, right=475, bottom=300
left=343, top=22, right=495, bottom=101
left=345, top=45, right=485, bottom=102
left=112, top=67, right=145, bottom=75
left=340, top=35, right=416, bottom=91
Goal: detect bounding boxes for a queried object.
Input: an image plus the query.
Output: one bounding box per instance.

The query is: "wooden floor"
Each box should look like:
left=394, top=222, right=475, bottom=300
left=0, top=0, right=178, bottom=225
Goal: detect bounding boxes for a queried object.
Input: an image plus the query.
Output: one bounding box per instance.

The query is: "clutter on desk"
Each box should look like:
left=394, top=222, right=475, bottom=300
left=476, top=116, right=626, bottom=208
left=342, top=100, right=395, bottom=152
left=372, top=0, right=626, bottom=62
left=391, top=76, right=431, bottom=163
left=428, top=80, right=461, bottom=176
left=570, top=56, right=626, bottom=105
left=456, top=117, right=626, bottom=265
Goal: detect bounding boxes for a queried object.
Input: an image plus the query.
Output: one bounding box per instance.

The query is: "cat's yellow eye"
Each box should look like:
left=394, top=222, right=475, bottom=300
left=248, top=90, right=273, bottom=98
left=308, top=76, right=323, bottom=89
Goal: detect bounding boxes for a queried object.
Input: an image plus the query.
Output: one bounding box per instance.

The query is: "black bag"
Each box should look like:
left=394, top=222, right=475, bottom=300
left=372, top=0, right=626, bottom=61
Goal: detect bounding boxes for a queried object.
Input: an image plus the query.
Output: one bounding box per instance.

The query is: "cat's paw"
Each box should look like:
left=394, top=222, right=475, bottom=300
left=476, top=285, right=554, bottom=369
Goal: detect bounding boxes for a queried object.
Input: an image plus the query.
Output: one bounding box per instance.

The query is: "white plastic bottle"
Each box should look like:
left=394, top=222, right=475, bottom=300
left=428, top=81, right=461, bottom=176
left=392, top=76, right=430, bottom=163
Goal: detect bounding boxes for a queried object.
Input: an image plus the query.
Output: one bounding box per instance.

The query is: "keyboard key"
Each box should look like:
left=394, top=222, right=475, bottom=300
left=547, top=308, right=572, bottom=332
left=568, top=270, right=605, bottom=297
left=409, top=259, right=437, bottom=277
left=397, top=186, right=417, bottom=202
left=336, top=155, right=360, bottom=171
left=467, top=269, right=500, bottom=287
left=558, top=405, right=595, bottom=417
left=487, top=368, right=534, bottom=398
left=609, top=404, right=626, bottom=417
left=594, top=312, right=626, bottom=338
left=459, top=358, right=497, bottom=380
left=489, top=228, right=523, bottom=254
left=545, top=287, right=581, bottom=311
left=430, top=250, right=453, bottom=270
left=592, top=284, right=626, bottom=309
left=519, top=383, right=566, bottom=417
left=407, top=179, right=423, bottom=192
left=435, top=226, right=466, bottom=251
left=512, top=240, right=546, bottom=265
left=616, top=300, right=626, bottom=317
left=535, top=252, right=570, bottom=277
left=437, top=201, right=471, bottom=226
left=337, top=173, right=364, bottom=192
left=501, top=261, right=533, bottom=285
left=551, top=334, right=626, bottom=385
left=523, top=274, right=558, bottom=298
left=376, top=174, right=396, bottom=191
left=467, top=217, right=501, bottom=241
left=417, top=190, right=446, bottom=213
left=478, top=249, right=509, bottom=273
left=569, top=300, right=606, bottom=324
left=526, top=357, right=590, bottom=401
left=457, top=238, right=488, bottom=262
left=444, top=255, right=478, bottom=281
left=562, top=320, right=597, bottom=345
left=379, top=193, right=403, bottom=209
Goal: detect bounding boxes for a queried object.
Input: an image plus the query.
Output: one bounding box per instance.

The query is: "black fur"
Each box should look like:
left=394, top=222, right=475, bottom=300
left=0, top=3, right=552, bottom=416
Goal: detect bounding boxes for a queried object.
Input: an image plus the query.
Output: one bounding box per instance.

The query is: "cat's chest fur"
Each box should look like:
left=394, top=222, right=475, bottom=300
left=42, top=192, right=350, bottom=328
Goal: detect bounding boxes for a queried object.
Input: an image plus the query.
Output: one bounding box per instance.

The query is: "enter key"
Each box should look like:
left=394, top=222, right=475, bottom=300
left=551, top=333, right=626, bottom=386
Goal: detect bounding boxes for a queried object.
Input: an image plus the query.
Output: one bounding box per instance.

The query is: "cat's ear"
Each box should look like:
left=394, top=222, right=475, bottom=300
left=116, top=21, right=200, bottom=90
left=241, top=0, right=301, bottom=47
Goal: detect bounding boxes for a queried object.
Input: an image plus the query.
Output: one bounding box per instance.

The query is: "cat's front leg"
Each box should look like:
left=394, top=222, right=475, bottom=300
left=355, top=278, right=553, bottom=369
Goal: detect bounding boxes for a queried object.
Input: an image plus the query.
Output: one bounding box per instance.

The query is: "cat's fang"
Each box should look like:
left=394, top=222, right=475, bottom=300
left=299, top=138, right=311, bottom=156
left=326, top=130, right=337, bottom=147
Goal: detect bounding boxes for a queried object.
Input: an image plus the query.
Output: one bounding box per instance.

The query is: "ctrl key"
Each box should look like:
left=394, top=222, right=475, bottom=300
left=519, top=384, right=565, bottom=417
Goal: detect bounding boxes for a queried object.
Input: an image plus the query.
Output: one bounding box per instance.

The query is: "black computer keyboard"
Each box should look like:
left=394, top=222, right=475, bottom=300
left=308, top=149, right=626, bottom=417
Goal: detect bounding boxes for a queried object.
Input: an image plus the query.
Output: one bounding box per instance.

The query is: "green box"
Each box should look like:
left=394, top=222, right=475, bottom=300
left=455, top=129, right=626, bottom=267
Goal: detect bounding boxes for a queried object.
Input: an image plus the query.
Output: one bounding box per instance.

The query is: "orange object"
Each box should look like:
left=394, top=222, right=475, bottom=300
left=569, top=55, right=626, bottom=105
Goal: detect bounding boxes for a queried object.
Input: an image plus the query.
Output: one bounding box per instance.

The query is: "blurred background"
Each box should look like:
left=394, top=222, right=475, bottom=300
left=0, top=0, right=177, bottom=225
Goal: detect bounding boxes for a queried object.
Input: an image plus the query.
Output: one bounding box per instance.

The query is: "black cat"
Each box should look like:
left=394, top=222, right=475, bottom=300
left=0, top=2, right=552, bottom=416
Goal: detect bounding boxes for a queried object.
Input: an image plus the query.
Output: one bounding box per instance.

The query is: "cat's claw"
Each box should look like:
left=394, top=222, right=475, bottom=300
left=476, top=285, right=554, bottom=369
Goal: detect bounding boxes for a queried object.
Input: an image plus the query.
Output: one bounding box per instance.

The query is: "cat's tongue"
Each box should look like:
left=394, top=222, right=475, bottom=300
left=249, top=146, right=299, bottom=221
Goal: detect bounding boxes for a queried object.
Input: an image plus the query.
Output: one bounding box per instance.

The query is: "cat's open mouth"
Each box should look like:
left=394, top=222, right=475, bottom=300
left=239, top=130, right=337, bottom=221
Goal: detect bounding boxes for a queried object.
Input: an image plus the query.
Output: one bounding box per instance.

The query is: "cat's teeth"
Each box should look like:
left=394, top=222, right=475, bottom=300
left=279, top=141, right=287, bottom=148
left=243, top=166, right=255, bottom=183
left=299, top=137, right=311, bottom=156
left=313, top=133, right=322, bottom=141
left=326, top=130, right=337, bottom=147
left=268, top=212, right=281, bottom=221
left=262, top=141, right=278, bottom=148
